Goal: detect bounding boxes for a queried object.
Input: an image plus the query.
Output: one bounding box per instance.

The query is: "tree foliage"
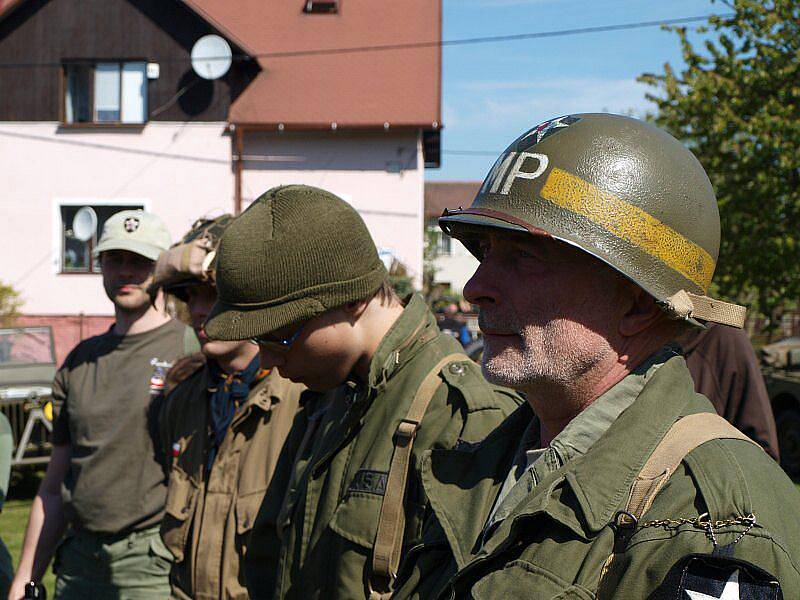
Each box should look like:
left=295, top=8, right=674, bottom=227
left=640, top=0, right=800, bottom=329
left=0, top=280, right=21, bottom=327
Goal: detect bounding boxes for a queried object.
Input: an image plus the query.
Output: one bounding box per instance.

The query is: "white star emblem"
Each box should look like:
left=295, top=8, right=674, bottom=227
left=519, top=115, right=574, bottom=144
left=124, top=217, right=140, bottom=232
left=685, top=569, right=740, bottom=600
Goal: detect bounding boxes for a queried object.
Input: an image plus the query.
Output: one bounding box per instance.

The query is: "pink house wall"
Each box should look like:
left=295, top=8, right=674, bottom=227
left=1, top=123, right=426, bottom=348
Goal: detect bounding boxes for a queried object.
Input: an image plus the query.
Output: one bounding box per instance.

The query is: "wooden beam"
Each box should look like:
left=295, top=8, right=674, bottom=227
left=234, top=125, right=244, bottom=215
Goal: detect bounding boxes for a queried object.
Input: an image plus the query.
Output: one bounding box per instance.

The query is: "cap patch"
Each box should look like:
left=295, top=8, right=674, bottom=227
left=124, top=217, right=140, bottom=233
left=518, top=115, right=580, bottom=149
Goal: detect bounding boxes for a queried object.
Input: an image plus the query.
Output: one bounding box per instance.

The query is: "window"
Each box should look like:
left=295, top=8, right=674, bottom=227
left=61, top=204, right=144, bottom=273
left=63, top=62, right=147, bottom=124
left=303, top=1, right=338, bottom=14
left=426, top=221, right=452, bottom=257
left=436, top=231, right=452, bottom=256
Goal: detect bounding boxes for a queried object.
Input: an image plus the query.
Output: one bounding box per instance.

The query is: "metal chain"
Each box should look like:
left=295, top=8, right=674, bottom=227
left=638, top=512, right=757, bottom=547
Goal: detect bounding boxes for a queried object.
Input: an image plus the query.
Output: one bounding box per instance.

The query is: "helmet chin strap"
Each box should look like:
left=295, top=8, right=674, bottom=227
left=659, top=289, right=746, bottom=329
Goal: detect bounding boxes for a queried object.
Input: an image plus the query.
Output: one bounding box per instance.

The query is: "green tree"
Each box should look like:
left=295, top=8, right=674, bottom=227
left=640, top=0, right=800, bottom=334
left=0, top=281, right=21, bottom=327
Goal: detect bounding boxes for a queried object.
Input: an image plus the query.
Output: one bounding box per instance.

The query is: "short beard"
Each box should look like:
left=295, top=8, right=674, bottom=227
left=481, top=318, right=611, bottom=392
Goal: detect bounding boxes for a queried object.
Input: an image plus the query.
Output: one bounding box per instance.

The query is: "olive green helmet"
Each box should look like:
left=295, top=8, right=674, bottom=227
left=148, top=214, right=234, bottom=301
left=440, top=113, right=745, bottom=327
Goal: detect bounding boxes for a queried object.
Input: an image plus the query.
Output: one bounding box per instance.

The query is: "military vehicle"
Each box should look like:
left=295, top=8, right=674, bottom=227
left=0, top=326, right=57, bottom=474
left=762, top=337, right=800, bottom=479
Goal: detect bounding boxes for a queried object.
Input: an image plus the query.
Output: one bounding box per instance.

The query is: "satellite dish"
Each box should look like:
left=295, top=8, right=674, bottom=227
left=73, top=206, right=98, bottom=242
left=191, top=35, right=232, bottom=80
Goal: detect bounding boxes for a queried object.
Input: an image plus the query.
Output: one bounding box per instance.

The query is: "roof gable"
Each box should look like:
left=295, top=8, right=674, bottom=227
left=187, top=0, right=441, bottom=128
left=0, top=0, right=441, bottom=128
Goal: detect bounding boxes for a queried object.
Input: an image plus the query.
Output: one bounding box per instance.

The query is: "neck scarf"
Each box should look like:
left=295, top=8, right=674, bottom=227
left=206, top=355, right=266, bottom=469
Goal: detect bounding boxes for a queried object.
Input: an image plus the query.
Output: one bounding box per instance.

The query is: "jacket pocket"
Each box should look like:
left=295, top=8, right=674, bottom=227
left=469, top=560, right=596, bottom=599
left=161, top=467, right=198, bottom=563
left=235, top=490, right=264, bottom=536
left=328, top=491, right=383, bottom=549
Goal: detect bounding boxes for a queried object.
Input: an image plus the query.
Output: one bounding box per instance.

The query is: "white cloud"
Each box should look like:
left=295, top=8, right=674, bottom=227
left=453, top=76, right=655, bottom=128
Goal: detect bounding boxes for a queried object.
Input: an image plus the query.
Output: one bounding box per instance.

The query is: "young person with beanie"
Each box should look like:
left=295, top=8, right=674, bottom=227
left=203, top=185, right=521, bottom=599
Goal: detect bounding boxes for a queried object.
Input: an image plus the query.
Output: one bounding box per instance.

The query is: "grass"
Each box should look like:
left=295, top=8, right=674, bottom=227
left=1, top=473, right=55, bottom=597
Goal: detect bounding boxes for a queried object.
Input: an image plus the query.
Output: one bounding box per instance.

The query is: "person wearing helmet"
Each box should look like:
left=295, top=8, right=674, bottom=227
left=391, top=114, right=800, bottom=599
left=202, top=185, right=521, bottom=599
left=10, top=210, right=197, bottom=600
left=149, top=215, right=306, bottom=600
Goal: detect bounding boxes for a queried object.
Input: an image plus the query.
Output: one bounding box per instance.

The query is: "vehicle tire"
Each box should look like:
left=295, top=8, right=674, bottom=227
left=776, top=405, right=800, bottom=480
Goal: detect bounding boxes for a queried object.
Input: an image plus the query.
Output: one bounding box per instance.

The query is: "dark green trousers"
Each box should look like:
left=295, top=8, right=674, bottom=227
left=54, top=526, right=172, bottom=600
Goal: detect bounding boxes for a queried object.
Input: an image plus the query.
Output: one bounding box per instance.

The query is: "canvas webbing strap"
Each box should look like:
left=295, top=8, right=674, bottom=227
left=621, top=412, right=761, bottom=525
left=661, top=290, right=747, bottom=329
left=369, top=353, right=468, bottom=596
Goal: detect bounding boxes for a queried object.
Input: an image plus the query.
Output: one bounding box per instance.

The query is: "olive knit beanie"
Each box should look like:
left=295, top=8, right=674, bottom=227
left=204, top=185, right=387, bottom=341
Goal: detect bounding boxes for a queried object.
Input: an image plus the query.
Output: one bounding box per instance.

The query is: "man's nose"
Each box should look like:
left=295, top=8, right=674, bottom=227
left=463, top=258, right=499, bottom=308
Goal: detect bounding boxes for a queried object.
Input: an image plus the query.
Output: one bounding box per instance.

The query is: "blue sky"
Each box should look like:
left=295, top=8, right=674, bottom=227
left=429, top=0, right=723, bottom=181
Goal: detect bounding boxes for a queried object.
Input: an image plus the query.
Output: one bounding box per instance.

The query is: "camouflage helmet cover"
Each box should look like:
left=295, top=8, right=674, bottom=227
left=149, top=214, right=234, bottom=300
left=440, top=113, right=745, bottom=327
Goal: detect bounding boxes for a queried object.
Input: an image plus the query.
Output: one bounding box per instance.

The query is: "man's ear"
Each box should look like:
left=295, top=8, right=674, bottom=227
left=618, top=284, right=663, bottom=337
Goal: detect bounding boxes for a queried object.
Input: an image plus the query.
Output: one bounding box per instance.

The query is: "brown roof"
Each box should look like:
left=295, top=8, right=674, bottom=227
left=0, top=0, right=442, bottom=129
left=425, top=181, right=481, bottom=218
left=190, top=0, right=442, bottom=128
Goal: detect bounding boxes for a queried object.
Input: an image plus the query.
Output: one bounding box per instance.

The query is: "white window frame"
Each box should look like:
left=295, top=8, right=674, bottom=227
left=62, top=61, right=148, bottom=125
left=52, top=198, right=151, bottom=275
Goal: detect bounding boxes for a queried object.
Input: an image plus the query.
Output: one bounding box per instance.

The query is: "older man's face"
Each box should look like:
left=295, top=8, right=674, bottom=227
left=463, top=230, right=626, bottom=391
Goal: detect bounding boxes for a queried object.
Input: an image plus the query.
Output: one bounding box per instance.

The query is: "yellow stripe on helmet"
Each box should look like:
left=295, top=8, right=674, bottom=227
left=540, top=167, right=715, bottom=291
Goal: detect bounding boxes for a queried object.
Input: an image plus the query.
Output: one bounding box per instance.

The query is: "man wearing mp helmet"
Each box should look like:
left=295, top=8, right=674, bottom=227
left=391, top=113, right=800, bottom=599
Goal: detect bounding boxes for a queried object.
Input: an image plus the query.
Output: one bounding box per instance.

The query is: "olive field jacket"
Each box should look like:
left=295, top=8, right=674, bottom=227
left=393, top=355, right=800, bottom=599
left=160, top=365, right=305, bottom=600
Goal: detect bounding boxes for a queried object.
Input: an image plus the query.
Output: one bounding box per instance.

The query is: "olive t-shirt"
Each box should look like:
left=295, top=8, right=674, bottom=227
left=52, top=319, right=195, bottom=534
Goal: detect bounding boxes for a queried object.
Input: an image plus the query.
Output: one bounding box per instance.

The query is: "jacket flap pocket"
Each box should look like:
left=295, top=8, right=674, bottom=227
left=328, top=491, right=383, bottom=550
left=164, top=468, right=197, bottom=521
left=236, top=491, right=265, bottom=535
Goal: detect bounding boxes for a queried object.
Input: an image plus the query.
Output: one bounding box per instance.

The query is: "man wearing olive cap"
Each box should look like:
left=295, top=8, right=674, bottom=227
left=203, top=185, right=521, bottom=599
left=10, top=210, right=197, bottom=600
left=391, top=114, right=800, bottom=599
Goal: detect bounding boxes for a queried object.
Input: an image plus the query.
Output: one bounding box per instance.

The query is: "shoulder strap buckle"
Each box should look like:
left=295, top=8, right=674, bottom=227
left=396, top=418, right=420, bottom=441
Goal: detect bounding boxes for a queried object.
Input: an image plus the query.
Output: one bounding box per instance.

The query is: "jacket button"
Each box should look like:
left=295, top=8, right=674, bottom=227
left=182, top=506, right=190, bottom=514
left=449, top=362, right=466, bottom=376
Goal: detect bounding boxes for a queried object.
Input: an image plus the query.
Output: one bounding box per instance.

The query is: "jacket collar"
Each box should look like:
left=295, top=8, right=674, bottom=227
left=562, top=351, right=706, bottom=532
left=366, top=294, right=441, bottom=391
left=424, top=350, right=716, bottom=566
left=230, top=370, right=295, bottom=425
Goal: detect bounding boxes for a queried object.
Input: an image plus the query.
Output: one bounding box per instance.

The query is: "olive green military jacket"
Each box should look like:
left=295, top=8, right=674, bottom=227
left=250, top=295, right=521, bottom=600
left=393, top=355, right=800, bottom=599
left=159, top=364, right=304, bottom=600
